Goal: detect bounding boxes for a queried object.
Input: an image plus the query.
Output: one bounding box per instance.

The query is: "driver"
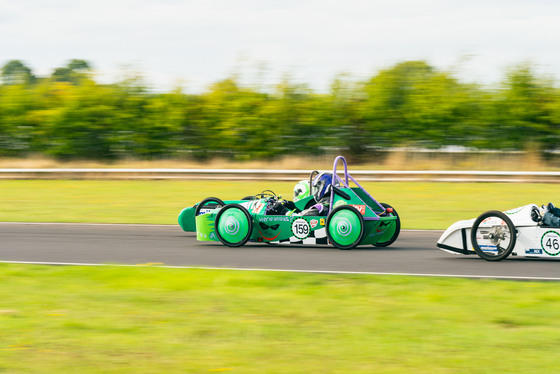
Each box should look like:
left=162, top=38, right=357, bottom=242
left=543, top=202, right=560, bottom=226
left=268, top=173, right=334, bottom=216
left=293, top=179, right=310, bottom=202
left=302, top=172, right=333, bottom=216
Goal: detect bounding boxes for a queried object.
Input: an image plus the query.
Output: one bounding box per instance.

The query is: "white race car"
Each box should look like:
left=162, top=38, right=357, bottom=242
left=437, top=204, right=560, bottom=261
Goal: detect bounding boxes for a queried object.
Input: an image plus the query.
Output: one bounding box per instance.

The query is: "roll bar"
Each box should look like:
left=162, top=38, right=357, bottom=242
left=332, top=155, right=348, bottom=186
left=328, top=155, right=385, bottom=216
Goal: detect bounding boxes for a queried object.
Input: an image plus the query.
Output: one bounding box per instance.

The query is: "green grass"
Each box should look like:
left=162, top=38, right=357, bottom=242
left=0, top=263, right=559, bottom=373
left=2, top=181, right=560, bottom=372
left=0, top=180, right=558, bottom=229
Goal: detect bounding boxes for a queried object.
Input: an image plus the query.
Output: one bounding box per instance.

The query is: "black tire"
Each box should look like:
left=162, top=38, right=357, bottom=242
left=214, top=204, right=253, bottom=247
left=194, top=197, right=225, bottom=216
left=470, top=210, right=517, bottom=261
left=373, top=203, right=401, bottom=247
left=326, top=205, right=365, bottom=250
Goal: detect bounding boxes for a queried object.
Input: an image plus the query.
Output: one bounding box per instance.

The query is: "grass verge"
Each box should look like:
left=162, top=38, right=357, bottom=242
left=0, top=180, right=558, bottom=229
left=1, top=264, right=560, bottom=373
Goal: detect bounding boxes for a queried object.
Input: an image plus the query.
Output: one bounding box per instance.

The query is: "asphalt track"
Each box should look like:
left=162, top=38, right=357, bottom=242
left=1, top=222, right=560, bottom=280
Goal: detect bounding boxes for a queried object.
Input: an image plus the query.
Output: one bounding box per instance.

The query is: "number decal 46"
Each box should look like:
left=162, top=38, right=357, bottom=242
left=541, top=231, right=560, bottom=256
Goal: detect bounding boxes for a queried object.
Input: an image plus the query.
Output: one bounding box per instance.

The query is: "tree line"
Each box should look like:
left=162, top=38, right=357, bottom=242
left=1, top=59, right=559, bottom=162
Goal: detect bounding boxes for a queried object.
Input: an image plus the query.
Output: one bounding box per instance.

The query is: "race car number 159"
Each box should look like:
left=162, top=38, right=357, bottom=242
left=292, top=218, right=310, bottom=239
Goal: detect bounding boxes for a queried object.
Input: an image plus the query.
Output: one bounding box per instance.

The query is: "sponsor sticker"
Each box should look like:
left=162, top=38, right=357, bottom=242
left=310, top=219, right=318, bottom=229
left=251, top=202, right=265, bottom=214
left=260, top=216, right=291, bottom=222
left=350, top=204, right=366, bottom=215
left=320, top=218, right=325, bottom=226
left=526, top=248, right=543, bottom=255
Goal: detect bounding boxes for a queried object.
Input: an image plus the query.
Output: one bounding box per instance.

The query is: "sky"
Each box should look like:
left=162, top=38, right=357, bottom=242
left=2, top=0, right=560, bottom=92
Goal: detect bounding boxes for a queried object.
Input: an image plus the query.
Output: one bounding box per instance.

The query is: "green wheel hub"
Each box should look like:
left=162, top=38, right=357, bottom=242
left=327, top=206, right=364, bottom=249
left=215, top=204, right=252, bottom=247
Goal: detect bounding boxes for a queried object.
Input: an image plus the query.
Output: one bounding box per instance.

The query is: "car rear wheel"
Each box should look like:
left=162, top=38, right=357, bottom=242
left=471, top=210, right=517, bottom=261
left=215, top=204, right=253, bottom=247
left=194, top=197, right=225, bottom=216
left=373, top=203, right=401, bottom=247
left=326, top=205, right=364, bottom=250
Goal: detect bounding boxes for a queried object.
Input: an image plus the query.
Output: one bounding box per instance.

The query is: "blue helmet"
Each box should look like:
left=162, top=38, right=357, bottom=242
left=312, top=172, right=333, bottom=201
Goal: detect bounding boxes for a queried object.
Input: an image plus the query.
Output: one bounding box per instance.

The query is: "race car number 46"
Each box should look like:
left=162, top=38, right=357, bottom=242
left=541, top=231, right=560, bottom=256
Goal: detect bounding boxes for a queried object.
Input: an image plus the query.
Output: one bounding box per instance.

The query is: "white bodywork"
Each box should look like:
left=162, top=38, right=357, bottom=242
left=437, top=204, right=560, bottom=259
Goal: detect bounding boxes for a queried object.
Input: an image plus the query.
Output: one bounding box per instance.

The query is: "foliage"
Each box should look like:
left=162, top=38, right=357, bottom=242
left=1, top=60, right=36, bottom=85
left=1, top=59, right=560, bottom=161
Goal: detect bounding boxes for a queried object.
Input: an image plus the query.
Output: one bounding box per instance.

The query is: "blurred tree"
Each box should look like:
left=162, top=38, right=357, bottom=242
left=0, top=84, right=33, bottom=155
left=488, top=64, right=558, bottom=151
left=364, top=60, right=488, bottom=150
left=199, top=78, right=271, bottom=159
left=135, top=90, right=186, bottom=158
left=544, top=89, right=560, bottom=153
left=364, top=61, right=435, bottom=146
left=67, top=59, right=91, bottom=71
left=1, top=59, right=559, bottom=161
left=328, top=75, right=369, bottom=162
left=402, top=72, right=486, bottom=148
left=166, top=90, right=207, bottom=160
left=267, top=78, right=327, bottom=157
left=1, top=60, right=35, bottom=85
left=42, top=80, right=121, bottom=159
left=51, top=59, right=92, bottom=85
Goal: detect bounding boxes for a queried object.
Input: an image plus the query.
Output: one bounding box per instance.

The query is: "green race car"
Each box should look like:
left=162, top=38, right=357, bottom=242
left=178, top=156, right=400, bottom=250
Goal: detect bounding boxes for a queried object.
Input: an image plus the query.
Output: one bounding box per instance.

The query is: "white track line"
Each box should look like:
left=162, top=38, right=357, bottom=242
left=0, top=223, right=544, bottom=280
left=0, top=260, right=558, bottom=281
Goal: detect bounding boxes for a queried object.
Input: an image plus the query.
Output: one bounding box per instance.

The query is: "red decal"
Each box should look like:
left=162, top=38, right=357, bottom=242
left=310, top=219, right=318, bottom=228
left=258, top=231, right=280, bottom=241
left=252, top=202, right=265, bottom=213
left=351, top=205, right=366, bottom=215
left=376, top=221, right=391, bottom=233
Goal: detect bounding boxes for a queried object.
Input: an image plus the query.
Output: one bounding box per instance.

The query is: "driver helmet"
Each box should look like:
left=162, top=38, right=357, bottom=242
left=293, top=180, right=310, bottom=202
left=312, top=172, right=333, bottom=201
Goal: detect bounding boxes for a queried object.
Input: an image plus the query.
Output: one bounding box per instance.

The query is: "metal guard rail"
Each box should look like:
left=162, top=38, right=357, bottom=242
left=1, top=168, right=560, bottom=182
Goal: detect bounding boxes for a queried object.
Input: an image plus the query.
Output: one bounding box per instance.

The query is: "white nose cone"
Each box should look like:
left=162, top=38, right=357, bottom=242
left=437, top=218, right=476, bottom=254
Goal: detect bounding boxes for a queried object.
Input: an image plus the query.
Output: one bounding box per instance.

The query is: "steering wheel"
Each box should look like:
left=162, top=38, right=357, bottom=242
left=256, top=190, right=277, bottom=199
left=242, top=190, right=278, bottom=201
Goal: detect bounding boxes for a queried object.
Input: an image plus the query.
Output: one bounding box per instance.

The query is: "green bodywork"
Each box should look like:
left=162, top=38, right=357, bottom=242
left=178, top=200, right=245, bottom=232
left=178, top=187, right=399, bottom=247
left=178, top=196, right=314, bottom=233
